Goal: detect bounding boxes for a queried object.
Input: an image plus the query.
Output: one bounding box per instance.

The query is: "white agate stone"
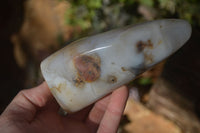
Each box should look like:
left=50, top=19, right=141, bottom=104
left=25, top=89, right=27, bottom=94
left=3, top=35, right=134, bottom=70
left=41, top=19, right=191, bottom=113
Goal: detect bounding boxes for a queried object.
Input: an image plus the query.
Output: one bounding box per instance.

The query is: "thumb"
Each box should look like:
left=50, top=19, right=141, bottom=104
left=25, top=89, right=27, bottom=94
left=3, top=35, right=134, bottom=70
left=2, top=82, right=53, bottom=122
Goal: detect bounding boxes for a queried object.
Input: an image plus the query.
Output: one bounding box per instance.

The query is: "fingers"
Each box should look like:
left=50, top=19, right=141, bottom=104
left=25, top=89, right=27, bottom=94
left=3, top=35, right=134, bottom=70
left=85, top=94, right=111, bottom=132
left=97, top=86, right=128, bottom=133
left=2, top=82, right=54, bottom=122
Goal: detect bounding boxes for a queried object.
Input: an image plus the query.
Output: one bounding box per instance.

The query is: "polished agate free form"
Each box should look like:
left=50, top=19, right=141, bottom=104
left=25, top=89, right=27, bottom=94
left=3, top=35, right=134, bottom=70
left=41, top=19, right=191, bottom=113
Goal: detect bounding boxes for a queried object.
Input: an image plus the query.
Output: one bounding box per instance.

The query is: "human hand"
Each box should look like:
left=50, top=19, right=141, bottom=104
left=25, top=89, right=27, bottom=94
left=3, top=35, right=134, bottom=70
left=0, top=82, right=128, bottom=133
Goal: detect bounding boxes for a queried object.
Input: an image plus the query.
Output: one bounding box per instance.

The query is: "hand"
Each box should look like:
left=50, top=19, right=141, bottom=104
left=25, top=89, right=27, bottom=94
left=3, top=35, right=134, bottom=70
left=0, top=82, right=128, bottom=133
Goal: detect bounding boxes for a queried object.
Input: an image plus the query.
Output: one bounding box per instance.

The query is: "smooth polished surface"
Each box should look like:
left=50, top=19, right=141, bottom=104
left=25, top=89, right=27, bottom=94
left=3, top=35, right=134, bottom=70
left=41, top=19, right=191, bottom=112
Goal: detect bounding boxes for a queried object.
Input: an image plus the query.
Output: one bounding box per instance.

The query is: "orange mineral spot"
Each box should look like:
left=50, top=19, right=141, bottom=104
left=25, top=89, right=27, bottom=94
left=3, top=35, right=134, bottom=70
left=136, top=39, right=154, bottom=52
left=73, top=54, right=101, bottom=82
left=73, top=76, right=85, bottom=88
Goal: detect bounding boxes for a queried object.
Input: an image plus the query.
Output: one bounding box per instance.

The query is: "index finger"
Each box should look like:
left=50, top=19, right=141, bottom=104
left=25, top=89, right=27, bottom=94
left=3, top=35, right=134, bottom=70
left=97, top=86, right=128, bottom=133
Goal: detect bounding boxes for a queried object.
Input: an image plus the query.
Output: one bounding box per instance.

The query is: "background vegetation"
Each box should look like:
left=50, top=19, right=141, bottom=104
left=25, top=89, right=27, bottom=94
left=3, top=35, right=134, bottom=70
left=64, top=0, right=200, bottom=36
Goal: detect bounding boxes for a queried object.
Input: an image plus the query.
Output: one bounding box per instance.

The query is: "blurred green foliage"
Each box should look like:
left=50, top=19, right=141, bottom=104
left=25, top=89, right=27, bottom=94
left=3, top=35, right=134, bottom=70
left=138, top=77, right=152, bottom=85
left=64, top=0, right=200, bottom=35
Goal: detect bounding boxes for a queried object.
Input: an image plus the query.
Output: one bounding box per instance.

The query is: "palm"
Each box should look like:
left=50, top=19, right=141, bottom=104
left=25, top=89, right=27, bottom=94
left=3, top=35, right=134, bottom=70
left=28, top=99, right=91, bottom=133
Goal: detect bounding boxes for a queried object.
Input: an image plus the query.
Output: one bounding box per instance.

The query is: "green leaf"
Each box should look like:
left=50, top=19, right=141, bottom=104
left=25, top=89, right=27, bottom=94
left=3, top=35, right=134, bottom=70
left=88, top=0, right=102, bottom=9
left=138, top=77, right=152, bottom=85
left=139, top=0, right=154, bottom=7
